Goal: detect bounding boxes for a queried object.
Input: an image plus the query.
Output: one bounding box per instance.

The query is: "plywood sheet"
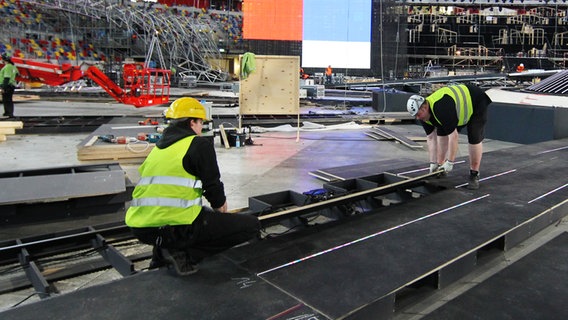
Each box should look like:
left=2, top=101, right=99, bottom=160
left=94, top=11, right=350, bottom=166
left=239, top=55, right=300, bottom=115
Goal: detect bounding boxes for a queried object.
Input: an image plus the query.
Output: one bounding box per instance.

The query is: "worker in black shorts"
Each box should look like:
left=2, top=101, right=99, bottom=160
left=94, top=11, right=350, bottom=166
left=407, top=84, right=491, bottom=189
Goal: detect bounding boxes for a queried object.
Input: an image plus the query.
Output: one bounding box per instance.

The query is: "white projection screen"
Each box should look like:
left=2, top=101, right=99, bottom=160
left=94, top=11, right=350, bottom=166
left=301, top=0, right=372, bottom=69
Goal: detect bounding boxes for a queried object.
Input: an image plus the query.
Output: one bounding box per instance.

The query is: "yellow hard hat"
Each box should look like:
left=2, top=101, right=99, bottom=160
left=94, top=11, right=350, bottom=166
left=164, top=97, right=209, bottom=120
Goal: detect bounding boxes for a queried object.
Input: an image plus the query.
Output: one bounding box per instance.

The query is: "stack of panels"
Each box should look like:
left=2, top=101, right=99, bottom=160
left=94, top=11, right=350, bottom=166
left=0, top=163, right=131, bottom=226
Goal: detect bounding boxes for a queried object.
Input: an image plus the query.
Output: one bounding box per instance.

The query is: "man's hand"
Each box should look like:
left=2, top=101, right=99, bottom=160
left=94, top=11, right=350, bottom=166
left=215, top=201, right=228, bottom=213
left=440, top=160, right=454, bottom=173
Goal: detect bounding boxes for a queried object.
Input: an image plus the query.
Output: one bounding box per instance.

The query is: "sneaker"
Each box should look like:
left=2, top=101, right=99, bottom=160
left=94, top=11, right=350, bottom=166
left=467, top=174, right=479, bottom=190
left=160, top=248, right=199, bottom=276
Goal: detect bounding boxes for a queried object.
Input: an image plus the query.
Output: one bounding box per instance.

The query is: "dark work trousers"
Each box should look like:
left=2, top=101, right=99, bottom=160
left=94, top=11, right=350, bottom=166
left=2, top=85, right=15, bottom=117
left=131, top=207, right=260, bottom=263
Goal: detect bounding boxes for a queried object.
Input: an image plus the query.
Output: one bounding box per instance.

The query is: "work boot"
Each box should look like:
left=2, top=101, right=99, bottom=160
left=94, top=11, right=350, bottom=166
left=148, top=246, right=166, bottom=270
left=467, top=171, right=480, bottom=190
left=161, top=248, right=199, bottom=276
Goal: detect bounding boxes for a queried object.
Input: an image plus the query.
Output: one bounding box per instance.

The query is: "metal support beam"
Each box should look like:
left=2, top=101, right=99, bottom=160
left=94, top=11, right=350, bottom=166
left=18, top=245, right=51, bottom=299
left=90, top=229, right=135, bottom=277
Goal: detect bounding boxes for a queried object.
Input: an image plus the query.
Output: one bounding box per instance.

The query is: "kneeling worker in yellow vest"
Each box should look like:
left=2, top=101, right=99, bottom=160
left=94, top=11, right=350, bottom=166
left=126, top=97, right=260, bottom=276
left=406, top=84, right=492, bottom=190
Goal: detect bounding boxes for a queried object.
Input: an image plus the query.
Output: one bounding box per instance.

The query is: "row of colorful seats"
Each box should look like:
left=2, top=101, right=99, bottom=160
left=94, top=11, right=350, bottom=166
left=0, top=0, right=42, bottom=25
left=3, top=37, right=106, bottom=61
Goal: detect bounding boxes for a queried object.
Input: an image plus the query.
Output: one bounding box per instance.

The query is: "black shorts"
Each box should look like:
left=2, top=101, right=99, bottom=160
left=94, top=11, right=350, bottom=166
left=463, top=84, right=491, bottom=144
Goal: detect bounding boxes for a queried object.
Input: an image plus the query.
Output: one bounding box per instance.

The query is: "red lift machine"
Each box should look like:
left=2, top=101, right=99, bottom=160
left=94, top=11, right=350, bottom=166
left=1, top=57, right=171, bottom=108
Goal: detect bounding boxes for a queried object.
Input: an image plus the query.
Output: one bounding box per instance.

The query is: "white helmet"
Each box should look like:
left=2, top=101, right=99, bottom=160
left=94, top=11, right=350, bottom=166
left=407, top=95, right=425, bottom=116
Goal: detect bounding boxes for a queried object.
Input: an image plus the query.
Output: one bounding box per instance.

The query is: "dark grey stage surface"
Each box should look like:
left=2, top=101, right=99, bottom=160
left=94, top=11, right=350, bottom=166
left=423, top=231, right=568, bottom=320
left=2, top=139, right=568, bottom=320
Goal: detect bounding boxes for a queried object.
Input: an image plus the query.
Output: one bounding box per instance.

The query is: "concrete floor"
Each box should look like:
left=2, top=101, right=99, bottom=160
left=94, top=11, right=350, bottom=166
left=2, top=96, right=521, bottom=210
left=2, top=91, right=567, bottom=317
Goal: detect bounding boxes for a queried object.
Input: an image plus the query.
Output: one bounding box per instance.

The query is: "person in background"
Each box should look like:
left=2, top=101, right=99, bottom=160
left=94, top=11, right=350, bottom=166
left=0, top=53, right=19, bottom=119
left=300, top=67, right=309, bottom=79
left=126, top=97, right=260, bottom=276
left=325, top=65, right=333, bottom=84
left=406, top=84, right=492, bottom=190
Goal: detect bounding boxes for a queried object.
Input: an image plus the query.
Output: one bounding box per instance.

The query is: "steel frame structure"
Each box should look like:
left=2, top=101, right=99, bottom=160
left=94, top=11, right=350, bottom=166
left=15, top=0, right=227, bottom=83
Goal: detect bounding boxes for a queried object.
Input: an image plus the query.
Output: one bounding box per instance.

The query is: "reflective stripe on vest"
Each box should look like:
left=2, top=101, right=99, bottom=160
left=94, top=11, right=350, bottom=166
left=130, top=197, right=202, bottom=208
left=138, top=176, right=203, bottom=189
left=427, top=84, right=473, bottom=126
left=125, top=135, right=203, bottom=228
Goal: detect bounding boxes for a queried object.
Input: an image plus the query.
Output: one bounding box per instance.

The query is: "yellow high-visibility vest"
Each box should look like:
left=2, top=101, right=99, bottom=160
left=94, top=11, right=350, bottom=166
left=426, top=84, right=473, bottom=126
left=125, top=136, right=203, bottom=228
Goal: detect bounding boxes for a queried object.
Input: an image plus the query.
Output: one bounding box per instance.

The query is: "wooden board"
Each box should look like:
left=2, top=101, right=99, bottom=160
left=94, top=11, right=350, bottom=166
left=239, top=55, right=300, bottom=115
left=76, top=124, right=158, bottom=162
left=218, top=124, right=230, bottom=149
left=0, top=121, right=23, bottom=142
left=14, top=94, right=40, bottom=101
left=77, top=142, right=155, bottom=162
left=0, top=121, right=24, bottom=129
left=0, top=128, right=16, bottom=135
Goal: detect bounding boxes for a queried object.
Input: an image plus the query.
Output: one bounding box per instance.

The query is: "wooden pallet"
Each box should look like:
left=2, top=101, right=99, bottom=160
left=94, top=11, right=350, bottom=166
left=0, top=121, right=23, bottom=142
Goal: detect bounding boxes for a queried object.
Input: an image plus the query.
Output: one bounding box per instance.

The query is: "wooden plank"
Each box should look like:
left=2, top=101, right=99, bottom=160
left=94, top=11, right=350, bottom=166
left=0, top=134, right=6, bottom=142
left=383, top=118, right=400, bottom=124
left=14, top=94, right=40, bottom=101
left=218, top=124, right=230, bottom=149
left=76, top=123, right=163, bottom=162
left=77, top=143, right=154, bottom=161
left=0, top=128, right=16, bottom=135
left=0, top=121, right=23, bottom=129
left=84, top=135, right=99, bottom=147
